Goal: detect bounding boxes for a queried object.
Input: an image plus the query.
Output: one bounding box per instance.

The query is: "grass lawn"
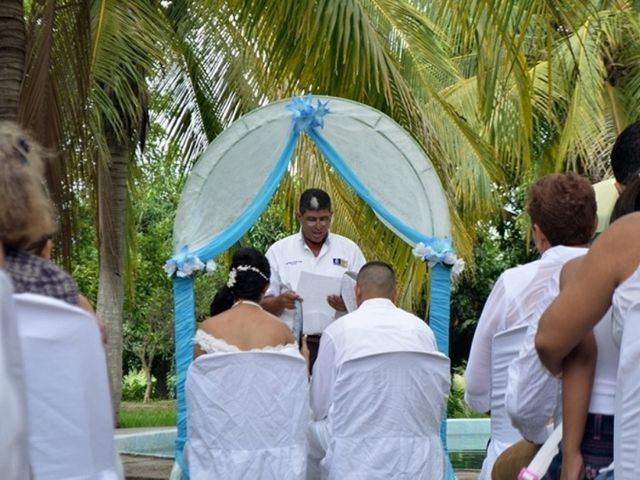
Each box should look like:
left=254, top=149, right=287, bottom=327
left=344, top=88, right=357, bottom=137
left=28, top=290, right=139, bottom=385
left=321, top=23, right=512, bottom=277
left=119, top=400, right=176, bottom=428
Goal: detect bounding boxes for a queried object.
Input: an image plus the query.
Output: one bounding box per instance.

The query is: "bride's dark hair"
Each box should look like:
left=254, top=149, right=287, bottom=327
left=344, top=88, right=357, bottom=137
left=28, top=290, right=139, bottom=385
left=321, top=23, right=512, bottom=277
left=209, top=247, right=271, bottom=315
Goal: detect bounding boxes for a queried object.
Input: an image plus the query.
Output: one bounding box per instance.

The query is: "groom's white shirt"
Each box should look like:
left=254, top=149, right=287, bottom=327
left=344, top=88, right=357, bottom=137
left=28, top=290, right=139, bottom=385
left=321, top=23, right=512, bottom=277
left=306, top=297, right=437, bottom=478
left=310, top=297, right=437, bottom=421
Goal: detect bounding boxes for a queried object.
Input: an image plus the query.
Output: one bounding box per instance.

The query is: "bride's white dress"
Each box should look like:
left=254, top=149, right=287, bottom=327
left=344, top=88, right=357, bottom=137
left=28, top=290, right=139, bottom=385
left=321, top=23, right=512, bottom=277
left=194, top=329, right=298, bottom=354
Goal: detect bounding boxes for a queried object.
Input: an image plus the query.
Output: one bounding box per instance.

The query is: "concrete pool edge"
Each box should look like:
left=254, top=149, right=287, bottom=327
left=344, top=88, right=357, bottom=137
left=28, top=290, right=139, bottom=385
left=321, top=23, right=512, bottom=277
left=115, top=418, right=491, bottom=458
left=116, top=428, right=177, bottom=458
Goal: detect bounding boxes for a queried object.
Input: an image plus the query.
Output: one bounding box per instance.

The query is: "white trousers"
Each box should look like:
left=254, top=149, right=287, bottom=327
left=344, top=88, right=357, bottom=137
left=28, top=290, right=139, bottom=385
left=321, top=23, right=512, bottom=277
left=307, top=419, right=330, bottom=480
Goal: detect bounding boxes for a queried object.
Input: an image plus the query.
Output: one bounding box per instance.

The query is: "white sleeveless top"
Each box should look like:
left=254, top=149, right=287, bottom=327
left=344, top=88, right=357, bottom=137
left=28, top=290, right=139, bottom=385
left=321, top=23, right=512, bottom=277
left=612, top=267, right=640, bottom=347
left=591, top=308, right=619, bottom=414
left=194, top=329, right=298, bottom=354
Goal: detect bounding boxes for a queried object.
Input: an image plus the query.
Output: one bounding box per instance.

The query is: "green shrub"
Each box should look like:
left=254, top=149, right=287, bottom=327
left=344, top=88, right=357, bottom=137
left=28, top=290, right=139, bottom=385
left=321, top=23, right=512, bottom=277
left=447, top=366, right=487, bottom=419
left=166, top=373, right=176, bottom=400
left=122, top=369, right=156, bottom=401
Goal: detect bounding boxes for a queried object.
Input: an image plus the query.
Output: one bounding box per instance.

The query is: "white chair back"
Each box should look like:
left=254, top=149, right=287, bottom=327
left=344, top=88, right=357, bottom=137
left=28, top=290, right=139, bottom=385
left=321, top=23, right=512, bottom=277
left=185, top=349, right=309, bottom=480
left=323, top=351, right=450, bottom=480
left=614, top=311, right=640, bottom=480
left=480, top=324, right=528, bottom=480
left=0, top=274, right=29, bottom=480
left=14, top=293, right=118, bottom=480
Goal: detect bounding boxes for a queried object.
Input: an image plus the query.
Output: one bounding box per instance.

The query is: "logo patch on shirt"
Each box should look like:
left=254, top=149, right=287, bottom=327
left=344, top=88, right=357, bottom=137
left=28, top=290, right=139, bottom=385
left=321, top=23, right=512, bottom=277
left=285, top=260, right=303, bottom=266
left=333, top=258, right=348, bottom=268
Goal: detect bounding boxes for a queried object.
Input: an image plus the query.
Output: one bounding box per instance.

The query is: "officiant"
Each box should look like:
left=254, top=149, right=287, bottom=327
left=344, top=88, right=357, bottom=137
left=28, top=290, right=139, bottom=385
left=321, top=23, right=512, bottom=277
left=261, top=188, right=366, bottom=369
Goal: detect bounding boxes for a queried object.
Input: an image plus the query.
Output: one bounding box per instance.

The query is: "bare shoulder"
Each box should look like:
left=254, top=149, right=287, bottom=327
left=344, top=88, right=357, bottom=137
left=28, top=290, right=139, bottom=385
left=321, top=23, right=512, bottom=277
left=198, top=312, right=228, bottom=333
left=560, top=255, right=585, bottom=286
left=259, top=311, right=294, bottom=342
left=591, top=212, right=640, bottom=282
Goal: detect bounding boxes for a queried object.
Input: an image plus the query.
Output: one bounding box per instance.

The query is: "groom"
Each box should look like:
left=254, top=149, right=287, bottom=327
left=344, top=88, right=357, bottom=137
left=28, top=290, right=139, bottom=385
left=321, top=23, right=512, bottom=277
left=260, top=188, right=365, bottom=369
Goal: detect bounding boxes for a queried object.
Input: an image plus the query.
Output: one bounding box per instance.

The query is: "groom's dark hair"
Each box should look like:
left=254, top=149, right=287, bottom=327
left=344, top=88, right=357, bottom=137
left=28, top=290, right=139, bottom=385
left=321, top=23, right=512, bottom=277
left=357, top=261, right=396, bottom=298
left=299, top=188, right=331, bottom=214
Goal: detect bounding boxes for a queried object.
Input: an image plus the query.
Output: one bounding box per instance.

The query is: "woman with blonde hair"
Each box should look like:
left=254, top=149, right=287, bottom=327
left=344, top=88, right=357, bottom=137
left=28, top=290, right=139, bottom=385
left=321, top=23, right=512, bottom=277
left=0, top=121, right=80, bottom=306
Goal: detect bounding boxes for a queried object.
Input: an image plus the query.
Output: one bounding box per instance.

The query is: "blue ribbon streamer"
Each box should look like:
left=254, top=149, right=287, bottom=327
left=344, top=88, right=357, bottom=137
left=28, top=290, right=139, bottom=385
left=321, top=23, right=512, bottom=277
left=171, top=96, right=456, bottom=477
left=173, top=277, right=194, bottom=477
left=430, top=263, right=456, bottom=480
left=307, top=128, right=448, bottom=251
left=429, top=263, right=452, bottom=356
left=171, top=129, right=299, bottom=476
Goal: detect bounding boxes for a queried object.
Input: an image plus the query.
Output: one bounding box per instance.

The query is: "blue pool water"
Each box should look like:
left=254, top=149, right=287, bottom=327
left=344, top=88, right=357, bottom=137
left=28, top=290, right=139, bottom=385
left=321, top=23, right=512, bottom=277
left=116, top=418, right=491, bottom=469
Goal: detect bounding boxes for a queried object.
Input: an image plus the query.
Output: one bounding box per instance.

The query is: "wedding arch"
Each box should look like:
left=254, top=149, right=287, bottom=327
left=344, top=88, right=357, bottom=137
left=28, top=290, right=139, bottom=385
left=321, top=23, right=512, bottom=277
left=167, top=95, right=459, bottom=478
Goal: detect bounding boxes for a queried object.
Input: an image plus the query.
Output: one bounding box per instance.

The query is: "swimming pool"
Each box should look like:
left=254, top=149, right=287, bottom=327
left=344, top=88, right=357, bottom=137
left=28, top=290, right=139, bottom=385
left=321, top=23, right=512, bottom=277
left=116, top=418, right=491, bottom=469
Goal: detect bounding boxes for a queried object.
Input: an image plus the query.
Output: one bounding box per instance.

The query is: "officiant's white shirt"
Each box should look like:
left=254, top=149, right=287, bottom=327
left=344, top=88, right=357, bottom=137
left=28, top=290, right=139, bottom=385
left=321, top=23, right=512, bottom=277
left=310, top=297, right=437, bottom=420
left=265, top=231, right=365, bottom=331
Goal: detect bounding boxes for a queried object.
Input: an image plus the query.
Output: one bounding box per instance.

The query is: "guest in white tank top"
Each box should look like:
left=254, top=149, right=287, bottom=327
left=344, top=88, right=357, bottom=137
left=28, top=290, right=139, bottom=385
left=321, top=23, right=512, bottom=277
left=550, top=178, right=640, bottom=479
left=536, top=212, right=640, bottom=480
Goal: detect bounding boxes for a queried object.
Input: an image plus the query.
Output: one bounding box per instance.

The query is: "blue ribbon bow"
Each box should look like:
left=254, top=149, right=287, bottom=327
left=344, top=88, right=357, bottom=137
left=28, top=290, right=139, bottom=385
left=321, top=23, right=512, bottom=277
left=286, top=95, right=330, bottom=133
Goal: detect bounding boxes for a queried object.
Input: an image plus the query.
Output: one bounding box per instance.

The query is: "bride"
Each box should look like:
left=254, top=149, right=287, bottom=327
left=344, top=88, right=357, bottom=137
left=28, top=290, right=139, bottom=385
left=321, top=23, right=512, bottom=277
left=194, top=247, right=296, bottom=355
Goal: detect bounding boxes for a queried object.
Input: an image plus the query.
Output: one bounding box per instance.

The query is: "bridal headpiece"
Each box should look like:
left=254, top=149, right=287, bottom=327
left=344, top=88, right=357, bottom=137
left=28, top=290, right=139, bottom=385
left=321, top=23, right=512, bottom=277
left=227, top=265, right=269, bottom=288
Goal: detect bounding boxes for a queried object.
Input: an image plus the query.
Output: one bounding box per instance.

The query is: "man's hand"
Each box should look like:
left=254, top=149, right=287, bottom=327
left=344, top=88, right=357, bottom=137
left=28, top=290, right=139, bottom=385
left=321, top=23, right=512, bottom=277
left=327, top=294, right=346, bottom=312
left=280, top=290, right=301, bottom=310
left=261, top=290, right=300, bottom=315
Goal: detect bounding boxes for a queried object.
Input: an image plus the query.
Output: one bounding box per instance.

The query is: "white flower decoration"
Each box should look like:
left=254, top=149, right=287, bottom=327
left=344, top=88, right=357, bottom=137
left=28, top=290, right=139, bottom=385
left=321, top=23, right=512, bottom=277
left=163, top=261, right=177, bottom=278
left=164, top=246, right=217, bottom=279
left=452, top=258, right=465, bottom=276
left=177, top=255, right=204, bottom=277
left=412, top=243, right=429, bottom=259
left=205, top=260, right=217, bottom=273
left=412, top=240, right=465, bottom=277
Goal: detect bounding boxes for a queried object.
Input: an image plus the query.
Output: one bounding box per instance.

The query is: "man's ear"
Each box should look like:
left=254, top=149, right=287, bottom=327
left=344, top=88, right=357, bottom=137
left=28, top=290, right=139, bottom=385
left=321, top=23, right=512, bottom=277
left=614, top=180, right=624, bottom=194
left=355, top=284, right=363, bottom=306
left=391, top=288, right=399, bottom=304
left=41, top=238, right=53, bottom=259
left=532, top=224, right=551, bottom=253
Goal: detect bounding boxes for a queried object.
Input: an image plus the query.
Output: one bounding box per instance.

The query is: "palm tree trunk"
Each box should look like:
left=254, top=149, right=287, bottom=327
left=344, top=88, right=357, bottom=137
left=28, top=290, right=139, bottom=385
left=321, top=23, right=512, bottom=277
left=142, top=353, right=154, bottom=404
left=0, top=0, right=25, bottom=120
left=97, top=131, right=129, bottom=419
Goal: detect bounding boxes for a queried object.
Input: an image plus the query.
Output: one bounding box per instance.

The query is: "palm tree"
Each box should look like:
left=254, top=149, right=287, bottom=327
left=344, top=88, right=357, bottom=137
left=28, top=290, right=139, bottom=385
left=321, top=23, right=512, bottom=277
left=0, top=0, right=25, bottom=120
left=159, top=0, right=640, bottom=307
left=0, top=0, right=172, bottom=413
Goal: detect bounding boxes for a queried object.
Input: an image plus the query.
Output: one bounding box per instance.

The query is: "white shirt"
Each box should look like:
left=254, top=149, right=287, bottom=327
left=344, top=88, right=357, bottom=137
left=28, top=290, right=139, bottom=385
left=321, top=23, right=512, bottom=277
left=465, top=246, right=587, bottom=413
left=265, top=231, right=366, bottom=331
left=464, top=258, right=543, bottom=412
left=502, top=246, right=589, bottom=443
left=310, top=297, right=438, bottom=420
